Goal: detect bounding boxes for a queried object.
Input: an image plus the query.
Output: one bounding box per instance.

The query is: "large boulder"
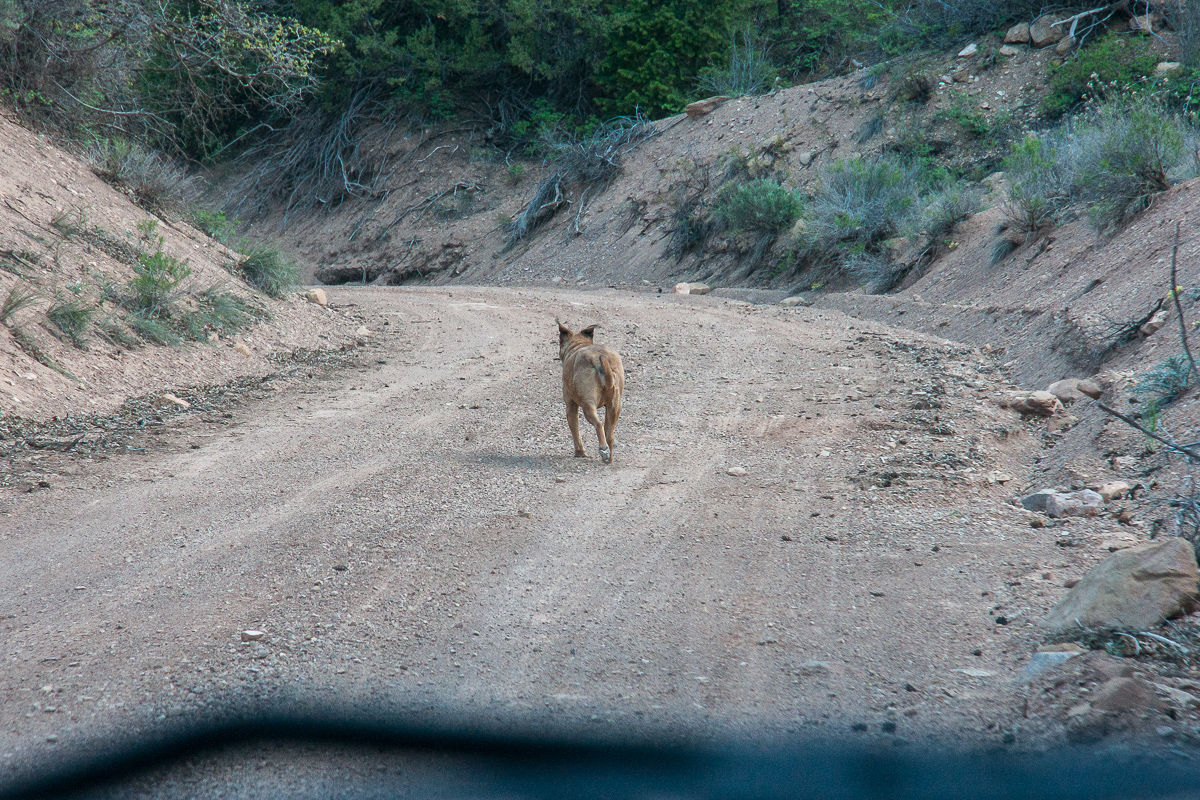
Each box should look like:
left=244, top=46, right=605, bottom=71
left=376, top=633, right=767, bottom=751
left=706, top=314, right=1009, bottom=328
left=1041, top=538, right=1200, bottom=633
left=1004, top=22, right=1031, bottom=43
left=1021, top=489, right=1103, bottom=518
left=1008, top=390, right=1063, bottom=417
left=1029, top=15, right=1064, bottom=48
left=1047, top=377, right=1103, bottom=403
left=685, top=96, right=730, bottom=119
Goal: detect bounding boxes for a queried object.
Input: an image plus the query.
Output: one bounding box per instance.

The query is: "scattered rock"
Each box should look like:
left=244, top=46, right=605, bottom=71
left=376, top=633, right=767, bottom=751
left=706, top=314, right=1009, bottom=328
left=157, top=393, right=191, bottom=410
left=685, top=96, right=730, bottom=119
left=1156, top=61, right=1184, bottom=75
left=356, top=325, right=372, bottom=337
left=252, top=643, right=271, bottom=659
left=1041, top=538, right=1200, bottom=633
left=1141, top=310, right=1167, bottom=337
left=798, top=150, right=814, bottom=166
left=1095, top=481, right=1131, bottom=502
left=1129, top=14, right=1155, bottom=33
left=45, top=734, right=58, bottom=743
left=727, top=466, right=749, bottom=477
left=1113, top=455, right=1139, bottom=470
left=1153, top=683, right=1200, bottom=711
left=999, top=44, right=1022, bottom=56
left=779, top=295, right=813, bottom=307
left=793, top=660, right=833, bottom=676
left=1046, top=411, right=1078, bottom=433
left=1019, top=646, right=1085, bottom=683
left=1021, top=489, right=1103, bottom=518
left=957, top=43, right=978, bottom=57
left=674, top=283, right=691, bottom=295
left=954, top=668, right=995, bottom=678
left=1091, top=677, right=1162, bottom=712
left=1029, top=15, right=1064, bottom=47
left=687, top=283, right=712, bottom=296
left=1004, top=22, right=1031, bottom=43
left=1047, top=378, right=1102, bottom=403
left=304, top=288, right=328, bottom=308
left=1055, top=37, right=1074, bottom=55
left=240, top=630, right=264, bottom=642
left=1006, top=390, right=1063, bottom=417
left=233, top=342, right=252, bottom=358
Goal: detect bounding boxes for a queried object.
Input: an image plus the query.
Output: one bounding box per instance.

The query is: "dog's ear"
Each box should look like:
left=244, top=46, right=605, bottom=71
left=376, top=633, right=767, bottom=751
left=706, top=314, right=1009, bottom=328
left=580, top=325, right=596, bottom=339
left=557, top=319, right=571, bottom=341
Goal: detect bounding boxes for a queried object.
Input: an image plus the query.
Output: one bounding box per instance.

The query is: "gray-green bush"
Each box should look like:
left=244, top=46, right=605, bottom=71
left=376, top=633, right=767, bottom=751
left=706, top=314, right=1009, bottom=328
left=238, top=243, right=298, bottom=298
left=47, top=297, right=92, bottom=348
left=713, top=179, right=804, bottom=234
left=807, top=157, right=919, bottom=252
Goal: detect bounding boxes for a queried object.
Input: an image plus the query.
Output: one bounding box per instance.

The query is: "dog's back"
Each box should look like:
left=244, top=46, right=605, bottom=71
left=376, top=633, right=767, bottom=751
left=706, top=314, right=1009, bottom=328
left=557, top=321, right=625, bottom=463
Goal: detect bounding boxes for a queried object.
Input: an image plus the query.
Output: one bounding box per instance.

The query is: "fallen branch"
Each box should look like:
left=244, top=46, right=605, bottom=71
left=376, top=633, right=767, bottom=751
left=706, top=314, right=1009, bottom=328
left=1096, top=402, right=1200, bottom=460
left=376, top=182, right=479, bottom=241
left=1169, top=222, right=1200, bottom=390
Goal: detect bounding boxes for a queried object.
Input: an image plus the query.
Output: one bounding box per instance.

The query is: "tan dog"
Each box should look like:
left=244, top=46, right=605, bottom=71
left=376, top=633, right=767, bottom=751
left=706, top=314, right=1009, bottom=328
left=557, top=320, right=625, bottom=463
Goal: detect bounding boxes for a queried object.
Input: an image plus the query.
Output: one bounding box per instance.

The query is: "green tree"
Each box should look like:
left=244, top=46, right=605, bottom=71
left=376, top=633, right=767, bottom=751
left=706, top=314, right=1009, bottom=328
left=595, top=0, right=751, bottom=118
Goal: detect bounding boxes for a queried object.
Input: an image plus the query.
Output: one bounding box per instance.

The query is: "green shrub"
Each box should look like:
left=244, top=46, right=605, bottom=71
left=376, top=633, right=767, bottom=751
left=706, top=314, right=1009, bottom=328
left=47, top=297, right=92, bottom=348
left=921, top=184, right=982, bottom=242
left=128, top=249, right=193, bottom=316
left=808, top=157, right=919, bottom=251
left=87, top=139, right=199, bottom=213
left=1071, top=97, right=1190, bottom=230
left=696, top=25, right=778, bottom=98
left=128, top=312, right=181, bottom=345
left=713, top=179, right=804, bottom=234
left=0, top=282, right=38, bottom=325
left=238, top=242, right=297, bottom=298
left=1042, top=33, right=1159, bottom=118
left=187, top=207, right=240, bottom=244
left=1136, top=354, right=1192, bottom=423
left=95, top=314, right=140, bottom=349
left=1000, top=134, right=1074, bottom=235
left=182, top=289, right=256, bottom=340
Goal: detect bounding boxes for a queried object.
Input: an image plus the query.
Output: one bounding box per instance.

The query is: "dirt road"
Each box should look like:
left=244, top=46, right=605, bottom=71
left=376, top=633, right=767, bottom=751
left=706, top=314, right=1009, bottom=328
left=0, top=286, right=1122, bottom=788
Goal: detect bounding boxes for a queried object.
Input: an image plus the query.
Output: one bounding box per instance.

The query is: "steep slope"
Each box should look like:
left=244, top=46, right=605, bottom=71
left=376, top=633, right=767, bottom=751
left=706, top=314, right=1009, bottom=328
left=0, top=112, right=362, bottom=422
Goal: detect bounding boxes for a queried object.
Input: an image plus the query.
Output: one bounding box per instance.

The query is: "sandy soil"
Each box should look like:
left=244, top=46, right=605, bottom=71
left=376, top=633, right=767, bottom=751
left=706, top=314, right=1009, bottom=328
left=0, top=284, right=1165, bottom=794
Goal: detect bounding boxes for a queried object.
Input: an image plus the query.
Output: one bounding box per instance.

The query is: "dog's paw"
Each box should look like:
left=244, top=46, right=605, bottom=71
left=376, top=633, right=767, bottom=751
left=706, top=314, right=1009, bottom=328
left=599, top=446, right=611, bottom=463
left=574, top=450, right=586, bottom=458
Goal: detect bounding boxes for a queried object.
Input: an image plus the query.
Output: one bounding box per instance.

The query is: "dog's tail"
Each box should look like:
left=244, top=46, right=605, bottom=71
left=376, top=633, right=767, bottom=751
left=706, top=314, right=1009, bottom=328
left=596, top=355, right=608, bottom=389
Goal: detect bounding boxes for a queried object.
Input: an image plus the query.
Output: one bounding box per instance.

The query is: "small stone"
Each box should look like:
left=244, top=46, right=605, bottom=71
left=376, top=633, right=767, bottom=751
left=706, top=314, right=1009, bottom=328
left=1007, top=390, right=1063, bottom=417
left=1021, top=489, right=1102, bottom=518
left=685, top=96, right=730, bottom=119
left=999, top=44, right=1021, bottom=56
left=555, top=476, right=566, bottom=483
left=1114, top=455, right=1138, bottom=470
left=206, top=332, right=220, bottom=343
left=957, top=42, right=978, bottom=57
left=1064, top=578, right=1080, bottom=588
left=45, top=734, right=58, bottom=743
left=1047, top=412, right=1078, bottom=433
left=1055, top=37, right=1074, bottom=56
left=1004, top=22, right=1031, bottom=43
left=240, top=630, right=265, bottom=642
left=779, top=295, right=813, bottom=307
left=794, top=660, right=832, bottom=676
left=1019, top=649, right=1082, bottom=683
left=252, top=643, right=271, bottom=659
left=1066, top=702, right=1092, bottom=718
left=1047, top=378, right=1098, bottom=404
left=304, top=288, right=328, bottom=307
left=1141, top=310, right=1167, bottom=336
left=157, top=393, right=191, bottom=409
left=356, top=326, right=371, bottom=337
left=727, top=466, right=749, bottom=477
left=955, top=668, right=995, bottom=678
left=1156, top=61, right=1184, bottom=75
left=1091, top=677, right=1161, bottom=712
left=1096, top=481, right=1131, bottom=502
left=1152, top=683, right=1200, bottom=710
left=798, top=150, right=814, bottom=166
left=674, top=282, right=691, bottom=295
left=1157, top=725, right=1176, bottom=737
left=234, top=342, right=252, bottom=357
left=687, top=283, right=712, bottom=296
left=333, top=563, right=348, bottom=571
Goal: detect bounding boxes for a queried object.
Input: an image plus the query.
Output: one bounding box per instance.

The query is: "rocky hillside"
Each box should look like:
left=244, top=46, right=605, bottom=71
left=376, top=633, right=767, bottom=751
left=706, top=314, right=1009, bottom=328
left=0, top=112, right=363, bottom=423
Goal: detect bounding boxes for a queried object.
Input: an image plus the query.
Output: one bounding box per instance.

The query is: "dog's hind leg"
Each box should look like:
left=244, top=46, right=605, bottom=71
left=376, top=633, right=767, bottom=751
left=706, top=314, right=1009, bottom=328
left=581, top=403, right=610, bottom=463
left=603, top=400, right=620, bottom=458
left=566, top=399, right=585, bottom=457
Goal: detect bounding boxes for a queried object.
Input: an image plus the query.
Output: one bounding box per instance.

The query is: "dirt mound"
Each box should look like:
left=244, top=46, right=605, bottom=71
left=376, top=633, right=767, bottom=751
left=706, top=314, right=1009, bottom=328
left=0, top=112, right=362, bottom=422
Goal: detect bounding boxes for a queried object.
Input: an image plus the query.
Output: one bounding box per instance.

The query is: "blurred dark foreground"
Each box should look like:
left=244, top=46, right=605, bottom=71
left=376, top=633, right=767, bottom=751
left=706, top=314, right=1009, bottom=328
left=1, top=706, right=1197, bottom=800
